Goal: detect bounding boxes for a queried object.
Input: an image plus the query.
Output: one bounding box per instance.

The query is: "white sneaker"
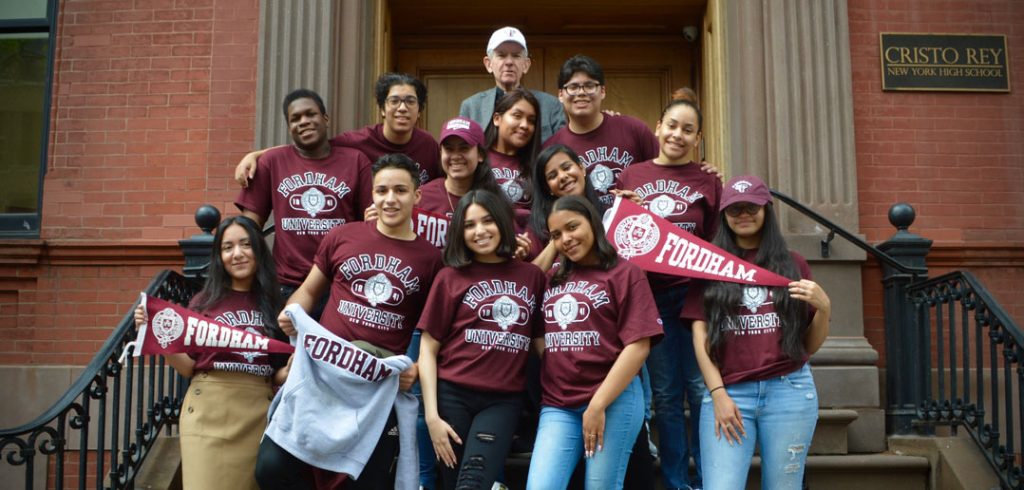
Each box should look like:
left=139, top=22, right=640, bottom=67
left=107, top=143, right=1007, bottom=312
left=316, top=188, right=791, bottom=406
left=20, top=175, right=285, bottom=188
left=491, top=483, right=509, bottom=490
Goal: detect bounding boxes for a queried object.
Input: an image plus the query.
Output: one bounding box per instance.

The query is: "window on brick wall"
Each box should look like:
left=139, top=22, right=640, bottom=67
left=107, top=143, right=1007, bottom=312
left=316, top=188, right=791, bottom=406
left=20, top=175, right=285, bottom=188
left=0, top=0, right=56, bottom=237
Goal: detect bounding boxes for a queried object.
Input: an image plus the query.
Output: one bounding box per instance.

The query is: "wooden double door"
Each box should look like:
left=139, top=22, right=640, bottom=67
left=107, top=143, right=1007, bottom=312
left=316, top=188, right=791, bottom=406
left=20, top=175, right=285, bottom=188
left=395, top=36, right=699, bottom=140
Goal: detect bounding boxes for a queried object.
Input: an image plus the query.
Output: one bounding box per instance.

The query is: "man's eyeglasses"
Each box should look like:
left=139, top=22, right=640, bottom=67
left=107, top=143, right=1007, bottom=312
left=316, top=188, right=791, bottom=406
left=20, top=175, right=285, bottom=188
left=562, top=82, right=601, bottom=96
left=385, top=96, right=419, bottom=108
left=724, top=203, right=763, bottom=217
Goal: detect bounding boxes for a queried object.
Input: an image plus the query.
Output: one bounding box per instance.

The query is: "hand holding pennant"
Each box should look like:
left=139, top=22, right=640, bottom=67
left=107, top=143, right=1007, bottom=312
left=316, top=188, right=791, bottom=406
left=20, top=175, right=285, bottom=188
left=119, top=293, right=293, bottom=364
left=602, top=197, right=792, bottom=287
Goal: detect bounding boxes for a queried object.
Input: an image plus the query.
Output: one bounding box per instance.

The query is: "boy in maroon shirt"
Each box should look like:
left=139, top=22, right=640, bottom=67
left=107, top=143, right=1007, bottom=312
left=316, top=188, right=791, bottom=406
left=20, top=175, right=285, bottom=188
left=267, top=154, right=443, bottom=490
left=330, top=73, right=441, bottom=184
left=235, top=73, right=440, bottom=186
left=544, top=55, right=658, bottom=207
left=235, top=89, right=372, bottom=305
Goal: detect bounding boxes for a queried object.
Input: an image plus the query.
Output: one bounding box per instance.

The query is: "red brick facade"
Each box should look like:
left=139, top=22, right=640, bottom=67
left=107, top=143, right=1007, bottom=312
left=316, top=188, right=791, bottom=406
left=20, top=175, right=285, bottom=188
left=0, top=0, right=259, bottom=365
left=849, top=0, right=1024, bottom=364
left=47, top=0, right=258, bottom=241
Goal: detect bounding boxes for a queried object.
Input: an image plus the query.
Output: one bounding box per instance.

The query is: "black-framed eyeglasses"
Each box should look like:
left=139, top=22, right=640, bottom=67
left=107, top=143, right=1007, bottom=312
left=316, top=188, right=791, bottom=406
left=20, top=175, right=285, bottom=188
left=724, top=203, right=763, bottom=217
left=385, top=96, right=419, bottom=108
left=562, top=82, right=601, bottom=96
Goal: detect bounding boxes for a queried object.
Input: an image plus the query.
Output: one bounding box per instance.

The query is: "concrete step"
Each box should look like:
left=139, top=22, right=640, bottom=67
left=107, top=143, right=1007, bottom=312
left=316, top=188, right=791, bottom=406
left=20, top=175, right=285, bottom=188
left=134, top=435, right=182, bottom=490
left=810, top=408, right=859, bottom=455
left=745, top=454, right=930, bottom=490
left=502, top=450, right=928, bottom=489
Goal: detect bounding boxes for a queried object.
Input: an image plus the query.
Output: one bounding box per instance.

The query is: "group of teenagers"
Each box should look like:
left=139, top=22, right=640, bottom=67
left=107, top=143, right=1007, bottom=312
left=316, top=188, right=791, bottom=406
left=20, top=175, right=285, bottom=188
left=139, top=26, right=832, bottom=490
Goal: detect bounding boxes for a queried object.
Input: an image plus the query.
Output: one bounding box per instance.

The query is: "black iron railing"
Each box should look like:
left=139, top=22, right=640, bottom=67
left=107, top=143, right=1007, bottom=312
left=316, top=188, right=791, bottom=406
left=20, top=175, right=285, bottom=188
left=770, top=190, right=927, bottom=276
left=0, top=270, right=200, bottom=490
left=910, top=271, right=1024, bottom=489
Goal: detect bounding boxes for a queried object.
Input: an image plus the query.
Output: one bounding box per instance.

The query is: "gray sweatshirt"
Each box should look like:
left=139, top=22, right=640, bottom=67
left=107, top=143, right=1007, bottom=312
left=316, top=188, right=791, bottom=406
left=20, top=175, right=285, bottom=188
left=264, top=304, right=418, bottom=489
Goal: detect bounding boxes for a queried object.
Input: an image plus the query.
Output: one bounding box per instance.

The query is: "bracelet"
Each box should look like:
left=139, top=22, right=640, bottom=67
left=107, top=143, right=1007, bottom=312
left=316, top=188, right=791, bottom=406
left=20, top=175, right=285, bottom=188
left=709, top=385, right=725, bottom=394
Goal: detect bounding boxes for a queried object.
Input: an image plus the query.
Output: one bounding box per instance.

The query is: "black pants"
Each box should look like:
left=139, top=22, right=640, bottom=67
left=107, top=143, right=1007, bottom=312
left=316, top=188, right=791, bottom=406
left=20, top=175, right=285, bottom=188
left=255, top=410, right=400, bottom=490
left=436, top=380, right=523, bottom=490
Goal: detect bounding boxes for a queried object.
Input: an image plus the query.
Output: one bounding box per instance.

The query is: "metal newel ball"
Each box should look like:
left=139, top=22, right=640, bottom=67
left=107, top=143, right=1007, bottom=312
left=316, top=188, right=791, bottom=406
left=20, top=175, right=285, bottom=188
left=194, top=205, right=221, bottom=234
left=888, top=202, right=915, bottom=231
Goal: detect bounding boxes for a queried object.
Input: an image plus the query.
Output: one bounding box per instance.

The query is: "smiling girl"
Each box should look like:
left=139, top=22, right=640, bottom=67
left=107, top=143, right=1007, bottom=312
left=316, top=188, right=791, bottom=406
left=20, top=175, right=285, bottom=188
left=416, top=189, right=546, bottom=490
left=414, top=117, right=503, bottom=247
left=526, top=196, right=662, bottom=490
left=135, top=216, right=288, bottom=490
left=485, top=89, right=542, bottom=213
left=615, top=99, right=722, bottom=489
left=684, top=175, right=831, bottom=490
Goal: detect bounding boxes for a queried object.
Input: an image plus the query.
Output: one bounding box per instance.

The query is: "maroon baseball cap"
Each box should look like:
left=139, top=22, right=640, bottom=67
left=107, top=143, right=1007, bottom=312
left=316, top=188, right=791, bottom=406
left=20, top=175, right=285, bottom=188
left=439, top=117, right=485, bottom=148
left=721, top=175, right=773, bottom=209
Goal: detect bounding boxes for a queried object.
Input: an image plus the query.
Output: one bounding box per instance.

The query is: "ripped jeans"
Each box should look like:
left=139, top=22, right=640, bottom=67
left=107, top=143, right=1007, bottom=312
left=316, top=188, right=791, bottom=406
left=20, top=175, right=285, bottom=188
left=436, top=380, right=522, bottom=490
left=699, top=363, right=818, bottom=490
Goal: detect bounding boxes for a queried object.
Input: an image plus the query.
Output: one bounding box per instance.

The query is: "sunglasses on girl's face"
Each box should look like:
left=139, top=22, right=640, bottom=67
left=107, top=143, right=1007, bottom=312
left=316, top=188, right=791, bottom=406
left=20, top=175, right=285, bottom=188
left=724, top=203, right=762, bottom=217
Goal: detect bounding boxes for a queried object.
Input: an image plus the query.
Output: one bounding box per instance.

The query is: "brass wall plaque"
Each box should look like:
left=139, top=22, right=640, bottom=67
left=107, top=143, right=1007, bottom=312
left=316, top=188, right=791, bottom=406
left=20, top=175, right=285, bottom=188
left=880, top=33, right=1010, bottom=92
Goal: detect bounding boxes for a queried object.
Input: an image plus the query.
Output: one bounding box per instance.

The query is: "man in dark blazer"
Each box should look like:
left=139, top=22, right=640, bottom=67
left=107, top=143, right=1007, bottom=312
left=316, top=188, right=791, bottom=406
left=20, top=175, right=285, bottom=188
left=459, top=26, right=566, bottom=143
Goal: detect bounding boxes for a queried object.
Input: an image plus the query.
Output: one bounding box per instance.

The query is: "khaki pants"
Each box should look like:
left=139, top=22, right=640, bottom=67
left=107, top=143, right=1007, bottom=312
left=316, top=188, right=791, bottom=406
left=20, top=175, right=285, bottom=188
left=180, top=370, right=273, bottom=490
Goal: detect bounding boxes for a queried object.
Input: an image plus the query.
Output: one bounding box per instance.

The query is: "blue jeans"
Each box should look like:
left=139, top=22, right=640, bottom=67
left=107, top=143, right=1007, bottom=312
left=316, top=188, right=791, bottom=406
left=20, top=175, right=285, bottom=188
left=646, top=286, right=704, bottom=489
left=527, top=377, right=643, bottom=490
left=406, top=330, right=438, bottom=489
left=699, top=364, right=818, bottom=490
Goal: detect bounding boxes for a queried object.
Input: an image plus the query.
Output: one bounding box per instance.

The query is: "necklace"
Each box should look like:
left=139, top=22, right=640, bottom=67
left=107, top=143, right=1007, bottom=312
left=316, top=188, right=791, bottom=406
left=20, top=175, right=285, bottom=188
left=446, top=188, right=456, bottom=214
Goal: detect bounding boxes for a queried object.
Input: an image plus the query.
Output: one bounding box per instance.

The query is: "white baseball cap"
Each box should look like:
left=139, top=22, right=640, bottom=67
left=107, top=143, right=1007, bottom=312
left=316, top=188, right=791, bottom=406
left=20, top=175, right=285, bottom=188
left=486, top=26, right=527, bottom=53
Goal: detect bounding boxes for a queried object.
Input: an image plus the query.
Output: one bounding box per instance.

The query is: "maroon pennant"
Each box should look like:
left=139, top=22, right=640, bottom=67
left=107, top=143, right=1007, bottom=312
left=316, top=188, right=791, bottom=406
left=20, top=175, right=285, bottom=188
left=122, top=293, right=293, bottom=362
left=603, top=197, right=793, bottom=287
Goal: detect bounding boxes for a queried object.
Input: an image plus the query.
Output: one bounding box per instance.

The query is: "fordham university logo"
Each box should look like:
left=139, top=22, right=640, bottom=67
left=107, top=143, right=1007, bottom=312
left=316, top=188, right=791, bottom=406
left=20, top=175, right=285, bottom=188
left=290, top=187, right=338, bottom=217
left=501, top=179, right=524, bottom=203
left=545, top=294, right=591, bottom=330
left=352, top=272, right=405, bottom=307
left=479, top=295, right=529, bottom=331
left=613, top=213, right=660, bottom=259
left=589, top=164, right=615, bottom=192
left=151, top=308, right=185, bottom=348
left=731, top=180, right=753, bottom=193
left=648, top=195, right=689, bottom=219
left=741, top=286, right=769, bottom=313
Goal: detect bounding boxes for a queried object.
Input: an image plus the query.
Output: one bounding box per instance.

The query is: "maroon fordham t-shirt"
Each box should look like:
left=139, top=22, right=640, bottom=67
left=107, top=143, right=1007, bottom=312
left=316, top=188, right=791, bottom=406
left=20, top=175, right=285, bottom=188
left=617, top=160, right=723, bottom=291
left=235, top=145, right=371, bottom=287
left=188, top=290, right=278, bottom=376
left=544, top=114, right=658, bottom=207
left=417, top=261, right=547, bottom=393
left=314, top=220, right=444, bottom=354
left=414, top=179, right=459, bottom=249
left=488, top=150, right=531, bottom=210
left=681, top=250, right=815, bottom=385
left=540, top=260, right=663, bottom=408
left=331, top=124, right=441, bottom=184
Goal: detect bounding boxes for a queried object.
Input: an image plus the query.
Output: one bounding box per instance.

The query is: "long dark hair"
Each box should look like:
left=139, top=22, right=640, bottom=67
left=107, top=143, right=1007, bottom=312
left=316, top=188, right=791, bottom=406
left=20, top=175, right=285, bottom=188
left=702, top=203, right=806, bottom=363
left=485, top=89, right=542, bottom=201
left=548, top=196, right=618, bottom=286
left=191, top=216, right=284, bottom=339
left=444, top=190, right=517, bottom=268
left=529, top=144, right=602, bottom=239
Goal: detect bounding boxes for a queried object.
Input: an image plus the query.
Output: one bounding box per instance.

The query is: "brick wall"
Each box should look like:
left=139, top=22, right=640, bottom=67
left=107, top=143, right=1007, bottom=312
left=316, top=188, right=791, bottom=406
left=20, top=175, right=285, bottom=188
left=0, top=0, right=259, bottom=365
left=848, top=0, right=1024, bottom=364
left=46, top=0, right=258, bottom=242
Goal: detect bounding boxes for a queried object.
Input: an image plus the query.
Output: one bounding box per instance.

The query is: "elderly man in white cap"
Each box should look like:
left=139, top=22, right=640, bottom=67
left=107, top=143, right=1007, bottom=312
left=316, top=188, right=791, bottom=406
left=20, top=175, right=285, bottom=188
left=459, top=26, right=566, bottom=143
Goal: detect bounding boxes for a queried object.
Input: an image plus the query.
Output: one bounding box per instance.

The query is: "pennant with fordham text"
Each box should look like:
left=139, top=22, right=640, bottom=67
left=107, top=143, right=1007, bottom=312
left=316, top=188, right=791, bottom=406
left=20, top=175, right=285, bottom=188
left=120, top=293, right=294, bottom=363
left=603, top=197, right=793, bottom=287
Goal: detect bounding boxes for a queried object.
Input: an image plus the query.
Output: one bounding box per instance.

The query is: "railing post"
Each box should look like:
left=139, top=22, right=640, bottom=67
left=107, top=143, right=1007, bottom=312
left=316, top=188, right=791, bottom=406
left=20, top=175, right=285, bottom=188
left=878, top=203, right=933, bottom=434
left=178, top=204, right=221, bottom=279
